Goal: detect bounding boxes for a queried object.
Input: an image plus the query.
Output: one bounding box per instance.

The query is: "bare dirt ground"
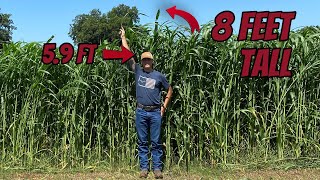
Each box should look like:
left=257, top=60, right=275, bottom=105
left=1, top=168, right=320, bottom=180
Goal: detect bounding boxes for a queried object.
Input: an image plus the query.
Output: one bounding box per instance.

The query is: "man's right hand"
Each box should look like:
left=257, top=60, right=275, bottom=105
left=119, top=26, right=135, bottom=71
left=119, top=26, right=125, bottom=39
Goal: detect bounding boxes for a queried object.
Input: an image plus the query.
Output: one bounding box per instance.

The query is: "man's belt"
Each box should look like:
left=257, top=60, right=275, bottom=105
left=137, top=103, right=160, bottom=111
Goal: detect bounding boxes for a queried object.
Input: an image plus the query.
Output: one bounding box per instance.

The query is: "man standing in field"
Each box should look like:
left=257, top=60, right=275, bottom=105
left=119, top=27, right=173, bottom=179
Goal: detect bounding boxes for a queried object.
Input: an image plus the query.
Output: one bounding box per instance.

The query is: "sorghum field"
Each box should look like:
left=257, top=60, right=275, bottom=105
left=0, top=17, right=319, bottom=178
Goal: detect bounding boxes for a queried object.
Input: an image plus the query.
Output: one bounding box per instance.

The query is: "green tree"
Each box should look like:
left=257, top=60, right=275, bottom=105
left=0, top=8, right=16, bottom=43
left=69, top=4, right=139, bottom=44
left=105, top=4, right=139, bottom=41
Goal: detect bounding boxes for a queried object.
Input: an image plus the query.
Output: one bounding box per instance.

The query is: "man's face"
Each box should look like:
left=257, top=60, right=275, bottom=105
left=141, top=58, right=153, bottom=69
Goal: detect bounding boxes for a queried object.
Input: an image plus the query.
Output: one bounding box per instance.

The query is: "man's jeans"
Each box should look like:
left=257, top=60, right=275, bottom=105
left=135, top=107, right=163, bottom=171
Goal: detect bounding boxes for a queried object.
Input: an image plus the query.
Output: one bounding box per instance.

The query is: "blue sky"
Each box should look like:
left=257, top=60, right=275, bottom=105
left=1, top=0, right=319, bottom=45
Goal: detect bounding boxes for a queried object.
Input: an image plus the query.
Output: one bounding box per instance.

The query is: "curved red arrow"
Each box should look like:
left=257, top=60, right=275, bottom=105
left=166, top=6, right=200, bottom=33
left=102, top=45, right=134, bottom=64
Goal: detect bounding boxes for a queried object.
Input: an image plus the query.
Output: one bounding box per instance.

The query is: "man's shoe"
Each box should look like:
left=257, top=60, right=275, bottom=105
left=139, top=170, right=148, bottom=178
left=153, top=170, right=163, bottom=179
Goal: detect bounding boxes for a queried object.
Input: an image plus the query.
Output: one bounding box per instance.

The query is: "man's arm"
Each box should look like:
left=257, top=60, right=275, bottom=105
left=161, top=85, right=173, bottom=116
left=119, top=26, right=136, bottom=71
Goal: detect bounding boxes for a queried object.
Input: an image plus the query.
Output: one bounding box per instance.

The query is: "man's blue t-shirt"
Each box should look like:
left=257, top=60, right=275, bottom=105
left=135, top=63, right=170, bottom=106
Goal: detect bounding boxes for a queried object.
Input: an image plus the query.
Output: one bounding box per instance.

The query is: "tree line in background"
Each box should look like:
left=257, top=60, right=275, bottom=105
left=0, top=4, right=139, bottom=46
left=0, top=8, right=16, bottom=49
left=68, top=4, right=139, bottom=44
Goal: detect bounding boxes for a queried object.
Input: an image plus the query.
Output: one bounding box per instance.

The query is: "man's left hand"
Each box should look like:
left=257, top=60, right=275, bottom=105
left=161, top=106, right=166, bottom=117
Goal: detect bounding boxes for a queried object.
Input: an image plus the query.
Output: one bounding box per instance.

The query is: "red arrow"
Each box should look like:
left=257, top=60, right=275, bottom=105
left=102, top=45, right=134, bottom=64
left=166, top=6, right=200, bottom=33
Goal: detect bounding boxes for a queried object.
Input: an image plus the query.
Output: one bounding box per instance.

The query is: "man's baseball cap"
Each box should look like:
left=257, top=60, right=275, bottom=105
left=141, top=52, right=154, bottom=60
